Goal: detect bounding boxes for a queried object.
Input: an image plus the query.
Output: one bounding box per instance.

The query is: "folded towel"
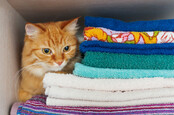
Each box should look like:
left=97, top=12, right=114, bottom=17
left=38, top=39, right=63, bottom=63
left=47, top=96, right=174, bottom=107
left=18, top=95, right=174, bottom=114
left=84, top=27, right=174, bottom=44
left=82, top=51, right=174, bottom=69
left=80, top=41, right=174, bottom=55
left=85, top=16, right=174, bottom=31
left=73, top=63, right=174, bottom=79
left=43, top=73, right=174, bottom=91
left=46, top=86, right=174, bottom=102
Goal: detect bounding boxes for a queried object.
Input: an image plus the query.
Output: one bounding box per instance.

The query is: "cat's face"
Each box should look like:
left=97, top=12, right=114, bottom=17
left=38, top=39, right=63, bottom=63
left=22, top=18, right=79, bottom=76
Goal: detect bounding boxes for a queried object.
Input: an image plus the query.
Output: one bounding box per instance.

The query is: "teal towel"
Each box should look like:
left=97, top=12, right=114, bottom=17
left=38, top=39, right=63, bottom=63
left=82, top=52, right=174, bottom=69
left=73, top=63, right=174, bottom=79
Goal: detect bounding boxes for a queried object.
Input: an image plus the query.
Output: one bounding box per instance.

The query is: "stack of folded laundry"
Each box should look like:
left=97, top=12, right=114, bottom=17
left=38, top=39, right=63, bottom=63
left=44, top=73, right=174, bottom=106
left=43, top=16, right=174, bottom=107
left=16, top=16, right=174, bottom=114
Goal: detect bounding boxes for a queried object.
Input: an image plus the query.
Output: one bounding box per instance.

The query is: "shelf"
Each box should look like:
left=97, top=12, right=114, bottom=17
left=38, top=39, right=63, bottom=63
left=7, top=0, right=174, bottom=22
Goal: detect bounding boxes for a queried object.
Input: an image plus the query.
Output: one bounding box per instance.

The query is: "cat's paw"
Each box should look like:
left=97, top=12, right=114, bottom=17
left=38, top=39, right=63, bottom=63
left=18, top=88, right=33, bottom=102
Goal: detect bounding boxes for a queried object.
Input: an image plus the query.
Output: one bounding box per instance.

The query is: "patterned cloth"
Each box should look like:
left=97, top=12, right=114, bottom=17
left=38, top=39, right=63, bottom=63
left=17, top=95, right=174, bottom=115
left=84, top=27, right=174, bottom=44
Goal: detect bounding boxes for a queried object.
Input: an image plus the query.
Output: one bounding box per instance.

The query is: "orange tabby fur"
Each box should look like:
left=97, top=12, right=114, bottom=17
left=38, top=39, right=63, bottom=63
left=18, top=18, right=80, bottom=102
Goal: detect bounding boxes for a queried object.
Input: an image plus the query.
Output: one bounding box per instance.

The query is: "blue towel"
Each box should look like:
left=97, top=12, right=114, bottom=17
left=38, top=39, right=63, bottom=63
left=80, top=41, right=174, bottom=55
left=85, top=16, right=174, bottom=31
left=73, top=63, right=174, bottom=79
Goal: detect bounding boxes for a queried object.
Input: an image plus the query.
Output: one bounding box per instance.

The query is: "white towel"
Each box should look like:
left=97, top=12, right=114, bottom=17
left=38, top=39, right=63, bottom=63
left=45, top=86, right=174, bottom=102
left=47, top=96, right=174, bottom=107
left=43, top=73, right=174, bottom=91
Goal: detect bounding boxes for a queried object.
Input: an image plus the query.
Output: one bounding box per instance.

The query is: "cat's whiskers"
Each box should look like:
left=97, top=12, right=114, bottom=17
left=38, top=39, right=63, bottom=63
left=73, top=56, right=81, bottom=59
left=13, top=62, right=46, bottom=100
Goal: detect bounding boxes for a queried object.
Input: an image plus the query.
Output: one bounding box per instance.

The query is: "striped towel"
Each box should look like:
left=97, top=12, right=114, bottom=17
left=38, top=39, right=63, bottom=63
left=17, top=95, right=174, bottom=115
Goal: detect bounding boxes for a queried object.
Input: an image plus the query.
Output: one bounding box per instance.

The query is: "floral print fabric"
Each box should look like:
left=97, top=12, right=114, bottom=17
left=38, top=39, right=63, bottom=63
left=84, top=27, right=174, bottom=44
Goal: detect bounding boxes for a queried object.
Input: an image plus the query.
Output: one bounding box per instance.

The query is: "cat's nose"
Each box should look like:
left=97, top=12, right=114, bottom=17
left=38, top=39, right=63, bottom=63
left=56, top=61, right=63, bottom=66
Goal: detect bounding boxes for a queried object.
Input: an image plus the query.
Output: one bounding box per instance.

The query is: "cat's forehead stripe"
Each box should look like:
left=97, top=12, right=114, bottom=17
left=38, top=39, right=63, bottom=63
left=55, top=25, right=60, bottom=33
left=47, top=33, right=64, bottom=46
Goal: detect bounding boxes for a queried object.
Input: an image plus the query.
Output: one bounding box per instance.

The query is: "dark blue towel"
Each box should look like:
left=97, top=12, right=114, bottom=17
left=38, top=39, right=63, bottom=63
left=80, top=41, right=174, bottom=55
left=85, top=16, right=174, bottom=31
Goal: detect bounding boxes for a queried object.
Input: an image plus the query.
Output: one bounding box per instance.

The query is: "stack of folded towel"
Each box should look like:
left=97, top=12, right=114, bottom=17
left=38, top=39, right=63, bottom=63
left=43, top=16, right=174, bottom=108
left=44, top=73, right=174, bottom=107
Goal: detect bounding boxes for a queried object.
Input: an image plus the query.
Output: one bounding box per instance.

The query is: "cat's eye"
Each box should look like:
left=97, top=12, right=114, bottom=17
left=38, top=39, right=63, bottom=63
left=63, top=46, right=70, bottom=52
left=42, top=48, right=52, bottom=54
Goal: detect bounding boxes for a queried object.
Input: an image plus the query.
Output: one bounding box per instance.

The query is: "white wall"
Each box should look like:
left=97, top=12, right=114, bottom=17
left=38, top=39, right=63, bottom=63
left=7, top=0, right=174, bottom=22
left=0, top=0, right=25, bottom=114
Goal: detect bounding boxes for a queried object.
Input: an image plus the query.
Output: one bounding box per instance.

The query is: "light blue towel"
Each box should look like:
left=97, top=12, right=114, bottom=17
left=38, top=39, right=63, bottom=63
left=73, top=63, right=174, bottom=79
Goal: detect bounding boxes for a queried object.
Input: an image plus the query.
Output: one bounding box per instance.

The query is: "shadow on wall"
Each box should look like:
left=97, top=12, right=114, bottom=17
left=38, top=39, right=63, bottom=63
left=8, top=0, right=174, bottom=40
left=8, top=0, right=174, bottom=23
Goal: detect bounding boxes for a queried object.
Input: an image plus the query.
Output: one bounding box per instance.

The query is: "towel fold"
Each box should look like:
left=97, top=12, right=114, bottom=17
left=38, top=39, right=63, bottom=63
left=43, top=73, right=174, bottom=91
left=80, top=41, right=174, bottom=55
left=85, top=16, right=174, bottom=31
left=46, top=86, right=174, bottom=102
left=47, top=96, right=174, bottom=107
left=73, top=63, right=174, bottom=79
left=82, top=51, right=174, bottom=69
left=84, top=27, right=174, bottom=44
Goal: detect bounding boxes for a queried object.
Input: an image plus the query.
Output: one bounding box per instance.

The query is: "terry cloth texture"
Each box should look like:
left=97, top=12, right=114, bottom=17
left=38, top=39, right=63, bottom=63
left=73, top=63, right=174, bottom=79
left=85, top=16, right=174, bottom=31
left=82, top=51, right=174, bottom=69
left=47, top=96, right=174, bottom=107
left=80, top=41, right=174, bottom=55
left=43, top=73, right=174, bottom=107
left=46, top=86, right=174, bottom=102
left=43, top=73, right=174, bottom=91
left=17, top=95, right=174, bottom=114
left=84, top=27, right=174, bottom=44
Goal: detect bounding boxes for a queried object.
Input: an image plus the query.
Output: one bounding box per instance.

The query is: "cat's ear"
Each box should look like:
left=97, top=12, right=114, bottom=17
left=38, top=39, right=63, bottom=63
left=25, top=23, right=43, bottom=37
left=61, top=17, right=79, bottom=35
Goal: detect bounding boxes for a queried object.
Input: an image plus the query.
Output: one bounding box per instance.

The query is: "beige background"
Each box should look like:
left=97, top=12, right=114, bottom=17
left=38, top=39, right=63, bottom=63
left=0, top=0, right=25, bottom=114
left=7, top=0, right=174, bottom=22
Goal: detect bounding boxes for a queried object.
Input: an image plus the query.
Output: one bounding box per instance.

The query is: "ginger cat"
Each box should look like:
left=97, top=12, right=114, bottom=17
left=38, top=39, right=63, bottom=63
left=18, top=18, right=81, bottom=102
